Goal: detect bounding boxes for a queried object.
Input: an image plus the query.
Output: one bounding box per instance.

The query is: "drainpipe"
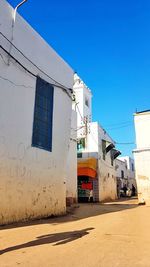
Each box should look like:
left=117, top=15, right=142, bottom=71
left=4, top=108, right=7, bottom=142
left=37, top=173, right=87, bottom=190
left=8, top=0, right=28, bottom=65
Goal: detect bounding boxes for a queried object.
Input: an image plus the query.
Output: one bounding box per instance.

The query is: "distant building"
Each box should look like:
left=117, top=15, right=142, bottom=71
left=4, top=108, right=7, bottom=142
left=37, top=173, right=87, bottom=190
left=116, top=156, right=136, bottom=196
left=0, top=0, right=74, bottom=224
left=73, top=74, right=121, bottom=202
left=133, top=110, right=150, bottom=204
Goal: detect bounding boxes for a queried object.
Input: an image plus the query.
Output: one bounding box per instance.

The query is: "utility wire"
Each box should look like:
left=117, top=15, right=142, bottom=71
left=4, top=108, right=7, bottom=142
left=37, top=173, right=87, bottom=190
left=106, top=123, right=133, bottom=130
left=0, top=32, right=72, bottom=98
left=0, top=45, right=72, bottom=99
left=71, top=125, right=85, bottom=132
left=0, top=32, right=72, bottom=91
left=103, top=120, right=132, bottom=127
left=115, top=142, right=135, bottom=145
left=76, top=103, right=84, bottom=122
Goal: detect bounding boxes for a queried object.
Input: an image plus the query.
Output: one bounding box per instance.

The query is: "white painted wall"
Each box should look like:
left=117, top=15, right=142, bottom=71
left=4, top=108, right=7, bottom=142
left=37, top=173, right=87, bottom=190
left=119, top=156, right=135, bottom=179
left=116, top=159, right=128, bottom=178
left=116, top=157, right=136, bottom=190
left=0, top=0, right=74, bottom=224
left=73, top=73, right=92, bottom=136
left=66, top=111, right=77, bottom=204
left=97, top=124, right=117, bottom=201
left=134, top=112, right=150, bottom=149
left=133, top=111, right=150, bottom=204
left=134, top=151, right=150, bottom=203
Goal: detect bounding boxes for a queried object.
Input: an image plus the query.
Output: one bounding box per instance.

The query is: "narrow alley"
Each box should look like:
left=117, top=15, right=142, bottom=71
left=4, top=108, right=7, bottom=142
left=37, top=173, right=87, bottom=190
left=0, top=198, right=149, bottom=267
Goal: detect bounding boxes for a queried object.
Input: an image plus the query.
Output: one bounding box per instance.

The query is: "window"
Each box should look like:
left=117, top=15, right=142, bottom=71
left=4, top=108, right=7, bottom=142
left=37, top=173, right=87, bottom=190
left=77, top=138, right=85, bottom=151
left=32, top=77, right=54, bottom=152
left=102, top=139, right=106, bottom=160
left=110, top=150, right=114, bottom=166
left=85, top=97, right=89, bottom=107
left=132, top=163, right=134, bottom=171
left=121, top=170, right=124, bottom=179
left=77, top=153, right=82, bottom=158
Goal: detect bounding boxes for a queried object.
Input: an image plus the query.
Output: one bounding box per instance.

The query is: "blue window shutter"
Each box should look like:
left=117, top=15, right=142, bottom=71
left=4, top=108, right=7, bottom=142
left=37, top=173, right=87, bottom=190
left=32, top=77, right=54, bottom=152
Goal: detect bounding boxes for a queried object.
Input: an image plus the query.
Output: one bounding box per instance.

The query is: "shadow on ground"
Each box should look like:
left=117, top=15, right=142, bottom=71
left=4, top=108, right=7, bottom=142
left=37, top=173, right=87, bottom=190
left=0, top=228, right=94, bottom=255
left=0, top=198, right=138, bottom=230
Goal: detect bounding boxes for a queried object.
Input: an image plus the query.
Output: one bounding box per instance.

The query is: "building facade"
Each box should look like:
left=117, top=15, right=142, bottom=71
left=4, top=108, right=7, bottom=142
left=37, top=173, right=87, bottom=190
left=73, top=74, right=120, bottom=202
left=133, top=110, right=150, bottom=204
left=116, top=157, right=136, bottom=196
left=0, top=0, right=74, bottom=224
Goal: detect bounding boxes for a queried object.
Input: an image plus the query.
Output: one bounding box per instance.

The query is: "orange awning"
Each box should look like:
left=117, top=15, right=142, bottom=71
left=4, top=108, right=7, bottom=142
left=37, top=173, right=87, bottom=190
left=78, top=167, right=97, bottom=178
left=78, top=158, right=97, bottom=171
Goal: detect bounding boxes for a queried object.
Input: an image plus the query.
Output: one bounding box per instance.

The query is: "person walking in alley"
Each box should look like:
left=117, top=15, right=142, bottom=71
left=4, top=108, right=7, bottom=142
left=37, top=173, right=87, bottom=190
left=123, top=184, right=128, bottom=197
left=89, top=190, right=93, bottom=203
left=131, top=184, right=136, bottom=196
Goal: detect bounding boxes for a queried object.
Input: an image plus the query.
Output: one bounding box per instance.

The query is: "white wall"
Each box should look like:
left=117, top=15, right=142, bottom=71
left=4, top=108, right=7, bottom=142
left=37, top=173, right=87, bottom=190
left=73, top=73, right=92, bottom=133
left=97, top=124, right=117, bottom=201
left=116, top=157, right=136, bottom=190
left=134, top=150, right=150, bottom=203
left=134, top=112, right=150, bottom=148
left=119, top=156, right=135, bottom=179
left=116, top=159, right=128, bottom=189
left=66, top=111, right=77, bottom=204
left=83, top=122, right=117, bottom=201
left=133, top=111, right=150, bottom=204
left=0, top=0, right=74, bottom=224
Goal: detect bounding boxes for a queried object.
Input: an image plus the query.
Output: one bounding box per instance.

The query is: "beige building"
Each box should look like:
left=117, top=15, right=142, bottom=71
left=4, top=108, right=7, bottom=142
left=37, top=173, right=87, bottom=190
left=133, top=110, right=150, bottom=204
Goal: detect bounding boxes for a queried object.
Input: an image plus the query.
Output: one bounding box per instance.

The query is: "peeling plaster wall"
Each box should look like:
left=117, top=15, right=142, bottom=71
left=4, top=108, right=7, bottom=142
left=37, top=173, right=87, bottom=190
left=98, top=161, right=117, bottom=202
left=0, top=0, right=74, bottom=224
left=97, top=124, right=117, bottom=202
left=87, top=123, right=117, bottom=202
left=134, top=151, right=150, bottom=204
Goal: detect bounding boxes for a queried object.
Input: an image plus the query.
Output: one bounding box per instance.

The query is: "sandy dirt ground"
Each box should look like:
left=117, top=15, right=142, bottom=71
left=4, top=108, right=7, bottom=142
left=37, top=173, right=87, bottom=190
left=0, top=198, right=150, bottom=267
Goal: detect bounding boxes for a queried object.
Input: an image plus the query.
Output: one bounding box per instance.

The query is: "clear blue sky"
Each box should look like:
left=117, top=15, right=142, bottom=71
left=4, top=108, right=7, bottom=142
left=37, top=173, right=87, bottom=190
left=8, top=0, right=150, bottom=157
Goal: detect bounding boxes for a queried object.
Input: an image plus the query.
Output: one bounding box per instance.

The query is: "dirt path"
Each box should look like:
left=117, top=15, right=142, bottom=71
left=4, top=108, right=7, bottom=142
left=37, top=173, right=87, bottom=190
left=0, top=198, right=150, bottom=267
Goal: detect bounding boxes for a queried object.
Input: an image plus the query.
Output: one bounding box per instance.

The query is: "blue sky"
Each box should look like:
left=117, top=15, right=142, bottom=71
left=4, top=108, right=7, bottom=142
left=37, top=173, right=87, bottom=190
left=7, top=0, right=150, bottom=156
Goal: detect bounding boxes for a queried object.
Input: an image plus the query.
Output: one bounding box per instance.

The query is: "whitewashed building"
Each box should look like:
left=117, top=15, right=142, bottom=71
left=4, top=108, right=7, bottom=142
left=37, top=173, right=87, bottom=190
left=116, top=157, right=136, bottom=193
left=133, top=110, right=150, bottom=204
left=73, top=74, right=120, bottom=202
left=0, top=0, right=74, bottom=224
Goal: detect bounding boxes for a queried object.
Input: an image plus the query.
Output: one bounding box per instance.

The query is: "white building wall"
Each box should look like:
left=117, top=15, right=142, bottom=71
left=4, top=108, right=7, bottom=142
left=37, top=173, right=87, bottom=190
left=117, top=157, right=136, bottom=190
left=119, top=156, right=135, bottom=179
left=73, top=73, right=92, bottom=132
left=133, top=111, right=150, bottom=204
left=66, top=111, right=77, bottom=205
left=0, top=0, right=74, bottom=224
left=116, top=159, right=128, bottom=179
left=97, top=124, right=117, bottom=201
left=134, top=112, right=150, bottom=148
left=84, top=122, right=117, bottom=201
left=85, top=122, right=99, bottom=153
left=134, top=151, right=150, bottom=203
